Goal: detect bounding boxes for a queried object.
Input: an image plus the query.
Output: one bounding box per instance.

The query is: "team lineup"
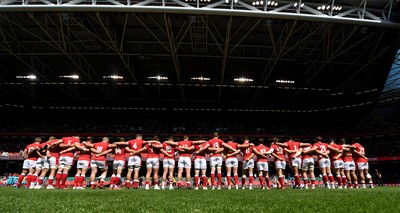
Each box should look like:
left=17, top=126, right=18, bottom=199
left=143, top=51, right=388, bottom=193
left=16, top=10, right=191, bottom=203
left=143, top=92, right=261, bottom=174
left=16, top=132, right=374, bottom=190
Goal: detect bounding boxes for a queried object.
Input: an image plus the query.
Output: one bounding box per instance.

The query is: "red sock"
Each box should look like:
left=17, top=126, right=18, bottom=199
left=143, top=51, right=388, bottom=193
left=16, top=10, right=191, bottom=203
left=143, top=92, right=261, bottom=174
left=354, top=182, right=358, bottom=188
left=61, top=173, right=68, bottom=186
left=323, top=174, right=329, bottom=184
left=342, top=176, right=347, bottom=186
left=348, top=182, right=353, bottom=188
left=304, top=179, right=308, bottom=185
left=17, top=174, right=25, bottom=187
left=234, top=175, right=239, bottom=185
left=115, top=177, right=121, bottom=186
left=336, top=176, right=342, bottom=186
left=37, top=178, right=44, bottom=185
left=279, top=177, right=284, bottom=188
left=26, top=174, right=32, bottom=187
left=242, top=176, right=246, bottom=186
left=249, top=176, right=254, bottom=184
left=217, top=173, right=222, bottom=186
left=79, top=176, right=85, bottom=186
left=311, top=179, right=316, bottom=185
left=194, top=176, right=199, bottom=187
left=154, top=180, right=159, bottom=186
left=110, top=177, right=115, bottom=185
left=133, top=180, right=138, bottom=188
left=99, top=180, right=104, bottom=187
left=259, top=176, right=264, bottom=187
left=210, top=173, right=215, bottom=186
left=126, top=181, right=132, bottom=188
left=227, top=175, right=231, bottom=186
left=145, top=181, right=149, bottom=185
left=202, top=176, right=207, bottom=187
left=91, top=183, right=96, bottom=189
left=295, top=175, right=301, bottom=186
left=31, top=175, right=37, bottom=183
left=329, top=175, right=335, bottom=183
left=76, top=176, right=82, bottom=187
left=74, top=176, right=79, bottom=187
left=55, top=173, right=62, bottom=187
left=265, top=177, right=270, bottom=188
left=48, top=178, right=54, bottom=185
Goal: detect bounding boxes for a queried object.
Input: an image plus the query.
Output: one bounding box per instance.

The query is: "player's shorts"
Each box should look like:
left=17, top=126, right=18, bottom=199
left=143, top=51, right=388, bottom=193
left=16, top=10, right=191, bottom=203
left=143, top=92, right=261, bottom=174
left=178, top=157, right=192, bottom=168
left=344, top=161, right=356, bottom=171
left=301, top=158, right=315, bottom=171
left=210, top=156, right=223, bottom=168
left=146, top=158, right=159, bottom=168
left=35, top=158, right=45, bottom=169
left=59, top=156, right=74, bottom=168
left=77, top=160, right=90, bottom=169
left=257, top=161, right=269, bottom=171
left=127, top=156, right=141, bottom=169
left=225, top=158, right=238, bottom=168
left=194, top=158, right=207, bottom=170
left=22, top=159, right=37, bottom=169
left=333, top=160, right=344, bottom=169
left=274, top=160, right=286, bottom=170
left=113, top=160, right=125, bottom=169
left=163, top=159, right=175, bottom=169
left=90, top=160, right=108, bottom=169
left=43, top=156, right=58, bottom=169
left=357, top=162, right=369, bottom=170
left=290, top=157, right=302, bottom=168
left=318, top=158, right=331, bottom=168
left=243, top=159, right=255, bottom=169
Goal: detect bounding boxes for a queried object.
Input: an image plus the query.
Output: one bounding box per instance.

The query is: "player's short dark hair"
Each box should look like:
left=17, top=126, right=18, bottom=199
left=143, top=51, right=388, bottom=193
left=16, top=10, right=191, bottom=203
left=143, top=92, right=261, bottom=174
left=136, top=134, right=142, bottom=138
left=49, top=136, right=56, bottom=140
left=228, top=136, right=234, bottom=141
left=86, top=136, right=92, bottom=142
left=351, top=137, right=360, bottom=144
left=258, top=138, right=264, bottom=144
left=153, top=136, right=159, bottom=141
left=34, top=137, right=42, bottom=142
left=213, top=132, right=219, bottom=137
left=339, top=138, right=346, bottom=144
left=183, top=135, right=189, bottom=140
left=315, top=136, right=322, bottom=141
left=198, top=135, right=204, bottom=140
left=287, top=137, right=293, bottom=141
left=119, top=137, right=125, bottom=142
left=243, top=136, right=249, bottom=141
left=168, top=136, right=174, bottom=141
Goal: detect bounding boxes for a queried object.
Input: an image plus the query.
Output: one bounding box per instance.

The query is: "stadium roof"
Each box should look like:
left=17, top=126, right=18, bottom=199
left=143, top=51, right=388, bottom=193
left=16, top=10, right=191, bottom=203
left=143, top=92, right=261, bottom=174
left=0, top=0, right=400, bottom=113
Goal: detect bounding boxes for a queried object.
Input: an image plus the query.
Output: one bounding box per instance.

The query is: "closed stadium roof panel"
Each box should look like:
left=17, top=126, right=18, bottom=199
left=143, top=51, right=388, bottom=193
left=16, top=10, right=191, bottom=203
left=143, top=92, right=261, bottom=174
left=0, top=1, right=399, bottom=112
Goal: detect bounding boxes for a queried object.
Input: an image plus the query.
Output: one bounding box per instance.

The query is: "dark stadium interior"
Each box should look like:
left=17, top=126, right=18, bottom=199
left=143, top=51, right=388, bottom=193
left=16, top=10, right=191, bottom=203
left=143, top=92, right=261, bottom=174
left=1, top=0, right=400, bottom=187
left=0, top=11, right=399, bottom=110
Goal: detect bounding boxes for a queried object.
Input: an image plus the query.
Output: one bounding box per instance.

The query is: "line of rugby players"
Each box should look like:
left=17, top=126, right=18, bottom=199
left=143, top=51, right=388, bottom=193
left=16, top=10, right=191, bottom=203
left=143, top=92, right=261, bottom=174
left=16, top=133, right=373, bottom=190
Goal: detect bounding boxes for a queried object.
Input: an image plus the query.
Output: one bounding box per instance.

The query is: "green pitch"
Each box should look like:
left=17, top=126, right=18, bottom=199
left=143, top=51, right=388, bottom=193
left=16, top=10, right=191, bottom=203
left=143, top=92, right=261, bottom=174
left=0, top=187, right=399, bottom=213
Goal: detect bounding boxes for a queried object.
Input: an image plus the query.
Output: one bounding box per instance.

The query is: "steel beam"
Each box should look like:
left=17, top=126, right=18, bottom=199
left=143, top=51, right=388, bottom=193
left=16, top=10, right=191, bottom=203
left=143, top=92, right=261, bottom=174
left=0, top=6, right=397, bottom=29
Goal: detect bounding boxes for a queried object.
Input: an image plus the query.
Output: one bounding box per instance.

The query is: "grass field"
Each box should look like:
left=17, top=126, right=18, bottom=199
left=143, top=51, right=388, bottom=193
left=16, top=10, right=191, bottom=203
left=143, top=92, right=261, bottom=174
left=1, top=187, right=399, bottom=213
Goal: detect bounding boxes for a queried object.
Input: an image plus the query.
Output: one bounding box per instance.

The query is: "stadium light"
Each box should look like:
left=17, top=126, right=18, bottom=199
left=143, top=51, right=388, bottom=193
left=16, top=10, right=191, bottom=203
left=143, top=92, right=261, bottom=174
left=276, top=80, right=295, bottom=84
left=103, top=75, right=123, bottom=79
left=318, top=4, right=342, bottom=11
left=148, top=75, right=168, bottom=80
left=234, top=78, right=253, bottom=82
left=16, top=75, right=36, bottom=79
left=191, top=77, right=210, bottom=81
left=59, top=75, right=79, bottom=79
